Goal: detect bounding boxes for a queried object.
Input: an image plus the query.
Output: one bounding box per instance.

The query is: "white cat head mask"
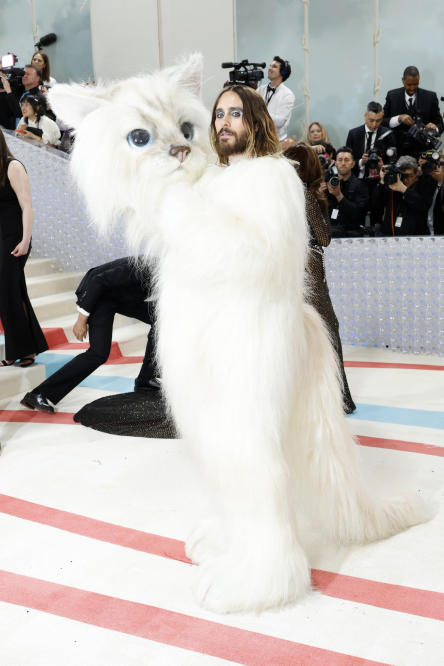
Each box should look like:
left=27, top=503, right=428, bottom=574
left=49, top=54, right=211, bottom=247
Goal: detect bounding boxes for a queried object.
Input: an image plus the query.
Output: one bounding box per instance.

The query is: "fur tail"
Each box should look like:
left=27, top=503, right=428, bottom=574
left=290, top=303, right=432, bottom=545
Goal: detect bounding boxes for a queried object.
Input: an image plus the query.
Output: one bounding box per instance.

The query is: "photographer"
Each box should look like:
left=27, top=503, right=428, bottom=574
left=383, top=66, right=443, bottom=157
left=326, top=146, right=369, bottom=237
left=257, top=56, right=295, bottom=141
left=346, top=101, right=396, bottom=231
left=372, top=155, right=436, bottom=236
left=0, top=64, right=42, bottom=128
left=419, top=152, right=444, bottom=235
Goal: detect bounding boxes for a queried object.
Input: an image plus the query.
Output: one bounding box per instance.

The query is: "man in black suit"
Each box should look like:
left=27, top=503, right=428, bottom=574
left=383, top=65, right=443, bottom=157
left=326, top=146, right=369, bottom=237
left=346, top=101, right=397, bottom=232
left=372, top=156, right=436, bottom=236
left=21, top=257, right=158, bottom=413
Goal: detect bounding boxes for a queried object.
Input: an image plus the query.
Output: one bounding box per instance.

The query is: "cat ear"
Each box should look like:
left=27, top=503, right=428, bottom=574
left=48, top=83, right=108, bottom=129
left=171, top=53, right=203, bottom=96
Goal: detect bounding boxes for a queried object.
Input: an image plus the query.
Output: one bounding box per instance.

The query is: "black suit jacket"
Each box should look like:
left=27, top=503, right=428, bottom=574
left=346, top=124, right=397, bottom=177
left=372, top=174, right=436, bottom=236
left=383, top=87, right=443, bottom=155
left=75, top=257, right=152, bottom=315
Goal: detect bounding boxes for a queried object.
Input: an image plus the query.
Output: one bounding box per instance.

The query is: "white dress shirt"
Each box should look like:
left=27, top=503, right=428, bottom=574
left=257, top=82, right=295, bottom=140
left=389, top=92, right=416, bottom=128
left=358, top=125, right=378, bottom=177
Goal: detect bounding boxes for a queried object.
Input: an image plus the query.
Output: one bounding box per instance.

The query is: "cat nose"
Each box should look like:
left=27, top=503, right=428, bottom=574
left=169, top=145, right=191, bottom=163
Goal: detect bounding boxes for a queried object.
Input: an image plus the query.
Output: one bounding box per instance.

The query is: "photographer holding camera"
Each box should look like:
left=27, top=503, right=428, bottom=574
left=383, top=66, right=443, bottom=157
left=257, top=56, right=295, bottom=141
left=419, top=151, right=444, bottom=235
left=325, top=146, right=369, bottom=237
left=372, top=155, right=436, bottom=236
left=346, top=101, right=397, bottom=232
left=0, top=64, right=42, bottom=128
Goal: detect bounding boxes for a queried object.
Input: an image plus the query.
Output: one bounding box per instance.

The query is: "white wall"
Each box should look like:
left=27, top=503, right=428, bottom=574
left=90, top=0, right=236, bottom=109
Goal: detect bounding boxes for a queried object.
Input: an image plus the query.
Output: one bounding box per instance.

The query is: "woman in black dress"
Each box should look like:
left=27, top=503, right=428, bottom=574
left=285, top=142, right=355, bottom=414
left=0, top=129, right=48, bottom=366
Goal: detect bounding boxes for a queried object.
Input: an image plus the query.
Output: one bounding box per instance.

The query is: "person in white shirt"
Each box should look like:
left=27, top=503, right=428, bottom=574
left=257, top=56, right=295, bottom=142
left=17, top=93, right=61, bottom=147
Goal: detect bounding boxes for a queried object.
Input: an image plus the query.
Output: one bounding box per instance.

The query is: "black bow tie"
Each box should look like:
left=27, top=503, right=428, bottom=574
left=267, top=85, right=275, bottom=93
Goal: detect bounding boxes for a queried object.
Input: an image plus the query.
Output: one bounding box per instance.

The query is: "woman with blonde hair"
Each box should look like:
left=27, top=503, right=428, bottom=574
left=306, top=121, right=333, bottom=155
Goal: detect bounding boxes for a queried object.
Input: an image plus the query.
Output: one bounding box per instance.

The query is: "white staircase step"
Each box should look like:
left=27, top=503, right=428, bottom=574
left=111, top=322, right=151, bottom=355
left=26, top=272, right=82, bottom=299
left=25, top=257, right=60, bottom=277
left=0, top=363, right=46, bottom=401
left=31, top=291, right=77, bottom=322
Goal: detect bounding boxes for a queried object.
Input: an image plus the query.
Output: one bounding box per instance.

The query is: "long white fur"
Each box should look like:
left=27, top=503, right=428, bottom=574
left=49, top=54, right=431, bottom=613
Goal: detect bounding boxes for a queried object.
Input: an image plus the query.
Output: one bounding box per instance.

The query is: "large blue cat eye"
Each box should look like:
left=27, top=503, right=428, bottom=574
left=127, top=129, right=153, bottom=149
left=180, top=122, right=194, bottom=141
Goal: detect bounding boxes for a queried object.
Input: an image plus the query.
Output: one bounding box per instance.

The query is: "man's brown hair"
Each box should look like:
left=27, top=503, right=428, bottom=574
left=210, top=84, right=281, bottom=165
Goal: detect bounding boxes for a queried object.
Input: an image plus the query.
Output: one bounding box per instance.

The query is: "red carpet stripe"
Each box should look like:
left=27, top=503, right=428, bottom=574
left=357, top=435, right=444, bottom=457
left=344, top=361, right=444, bottom=371
left=0, top=570, right=389, bottom=666
left=1, top=494, right=443, bottom=621
left=0, top=410, right=77, bottom=424
left=0, top=494, right=190, bottom=564
left=312, top=570, right=444, bottom=621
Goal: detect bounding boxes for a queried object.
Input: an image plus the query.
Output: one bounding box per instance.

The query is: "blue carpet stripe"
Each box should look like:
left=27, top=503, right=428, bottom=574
left=349, top=403, right=444, bottom=429
left=35, top=353, right=443, bottom=429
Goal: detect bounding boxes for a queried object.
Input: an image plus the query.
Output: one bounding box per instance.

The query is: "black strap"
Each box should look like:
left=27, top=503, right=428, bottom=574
left=265, top=85, right=276, bottom=105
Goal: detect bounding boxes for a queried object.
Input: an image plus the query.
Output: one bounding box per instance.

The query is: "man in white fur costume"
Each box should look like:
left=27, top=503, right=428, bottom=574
left=49, top=55, right=429, bottom=614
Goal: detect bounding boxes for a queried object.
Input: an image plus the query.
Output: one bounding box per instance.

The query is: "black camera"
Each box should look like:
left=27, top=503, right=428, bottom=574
left=367, top=147, right=381, bottom=170
left=383, top=163, right=402, bottom=186
left=420, top=149, right=441, bottom=175
left=325, top=164, right=340, bottom=188
left=221, top=60, right=266, bottom=89
left=0, top=53, right=25, bottom=88
left=318, top=153, right=329, bottom=168
left=407, top=119, right=442, bottom=151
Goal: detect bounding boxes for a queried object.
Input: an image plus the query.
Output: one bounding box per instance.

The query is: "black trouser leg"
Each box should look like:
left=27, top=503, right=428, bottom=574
left=34, top=302, right=115, bottom=404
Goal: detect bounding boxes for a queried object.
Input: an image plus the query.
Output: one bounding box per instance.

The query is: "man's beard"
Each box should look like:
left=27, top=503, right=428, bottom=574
left=215, top=128, right=249, bottom=159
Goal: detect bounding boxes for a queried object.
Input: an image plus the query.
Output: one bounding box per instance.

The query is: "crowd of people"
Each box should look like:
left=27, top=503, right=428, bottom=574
left=261, top=60, right=444, bottom=237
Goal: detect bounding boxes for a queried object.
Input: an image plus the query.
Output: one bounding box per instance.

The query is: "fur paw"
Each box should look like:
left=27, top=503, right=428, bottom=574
left=194, top=547, right=310, bottom=613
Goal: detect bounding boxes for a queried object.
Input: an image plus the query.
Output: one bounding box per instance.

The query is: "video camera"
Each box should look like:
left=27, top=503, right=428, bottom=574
left=419, top=149, right=441, bottom=176
left=0, top=53, right=25, bottom=88
left=221, top=60, right=266, bottom=89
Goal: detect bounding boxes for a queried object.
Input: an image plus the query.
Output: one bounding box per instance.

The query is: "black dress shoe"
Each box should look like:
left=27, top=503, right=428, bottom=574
left=21, top=392, right=55, bottom=414
left=134, top=377, right=161, bottom=392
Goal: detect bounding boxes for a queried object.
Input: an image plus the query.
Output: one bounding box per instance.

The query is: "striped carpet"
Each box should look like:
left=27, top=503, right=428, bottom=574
left=0, top=344, right=443, bottom=665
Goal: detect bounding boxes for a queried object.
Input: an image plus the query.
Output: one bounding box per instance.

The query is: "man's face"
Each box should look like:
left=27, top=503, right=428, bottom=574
left=402, top=74, right=420, bottom=96
left=214, top=90, right=249, bottom=160
left=22, top=67, right=39, bottom=89
left=335, top=151, right=355, bottom=178
left=400, top=168, right=418, bottom=186
left=364, top=110, right=383, bottom=131
left=268, top=60, right=282, bottom=85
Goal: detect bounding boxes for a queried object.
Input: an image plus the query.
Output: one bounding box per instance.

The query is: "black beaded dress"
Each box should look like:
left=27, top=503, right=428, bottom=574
left=304, top=189, right=356, bottom=413
left=0, top=158, right=48, bottom=360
